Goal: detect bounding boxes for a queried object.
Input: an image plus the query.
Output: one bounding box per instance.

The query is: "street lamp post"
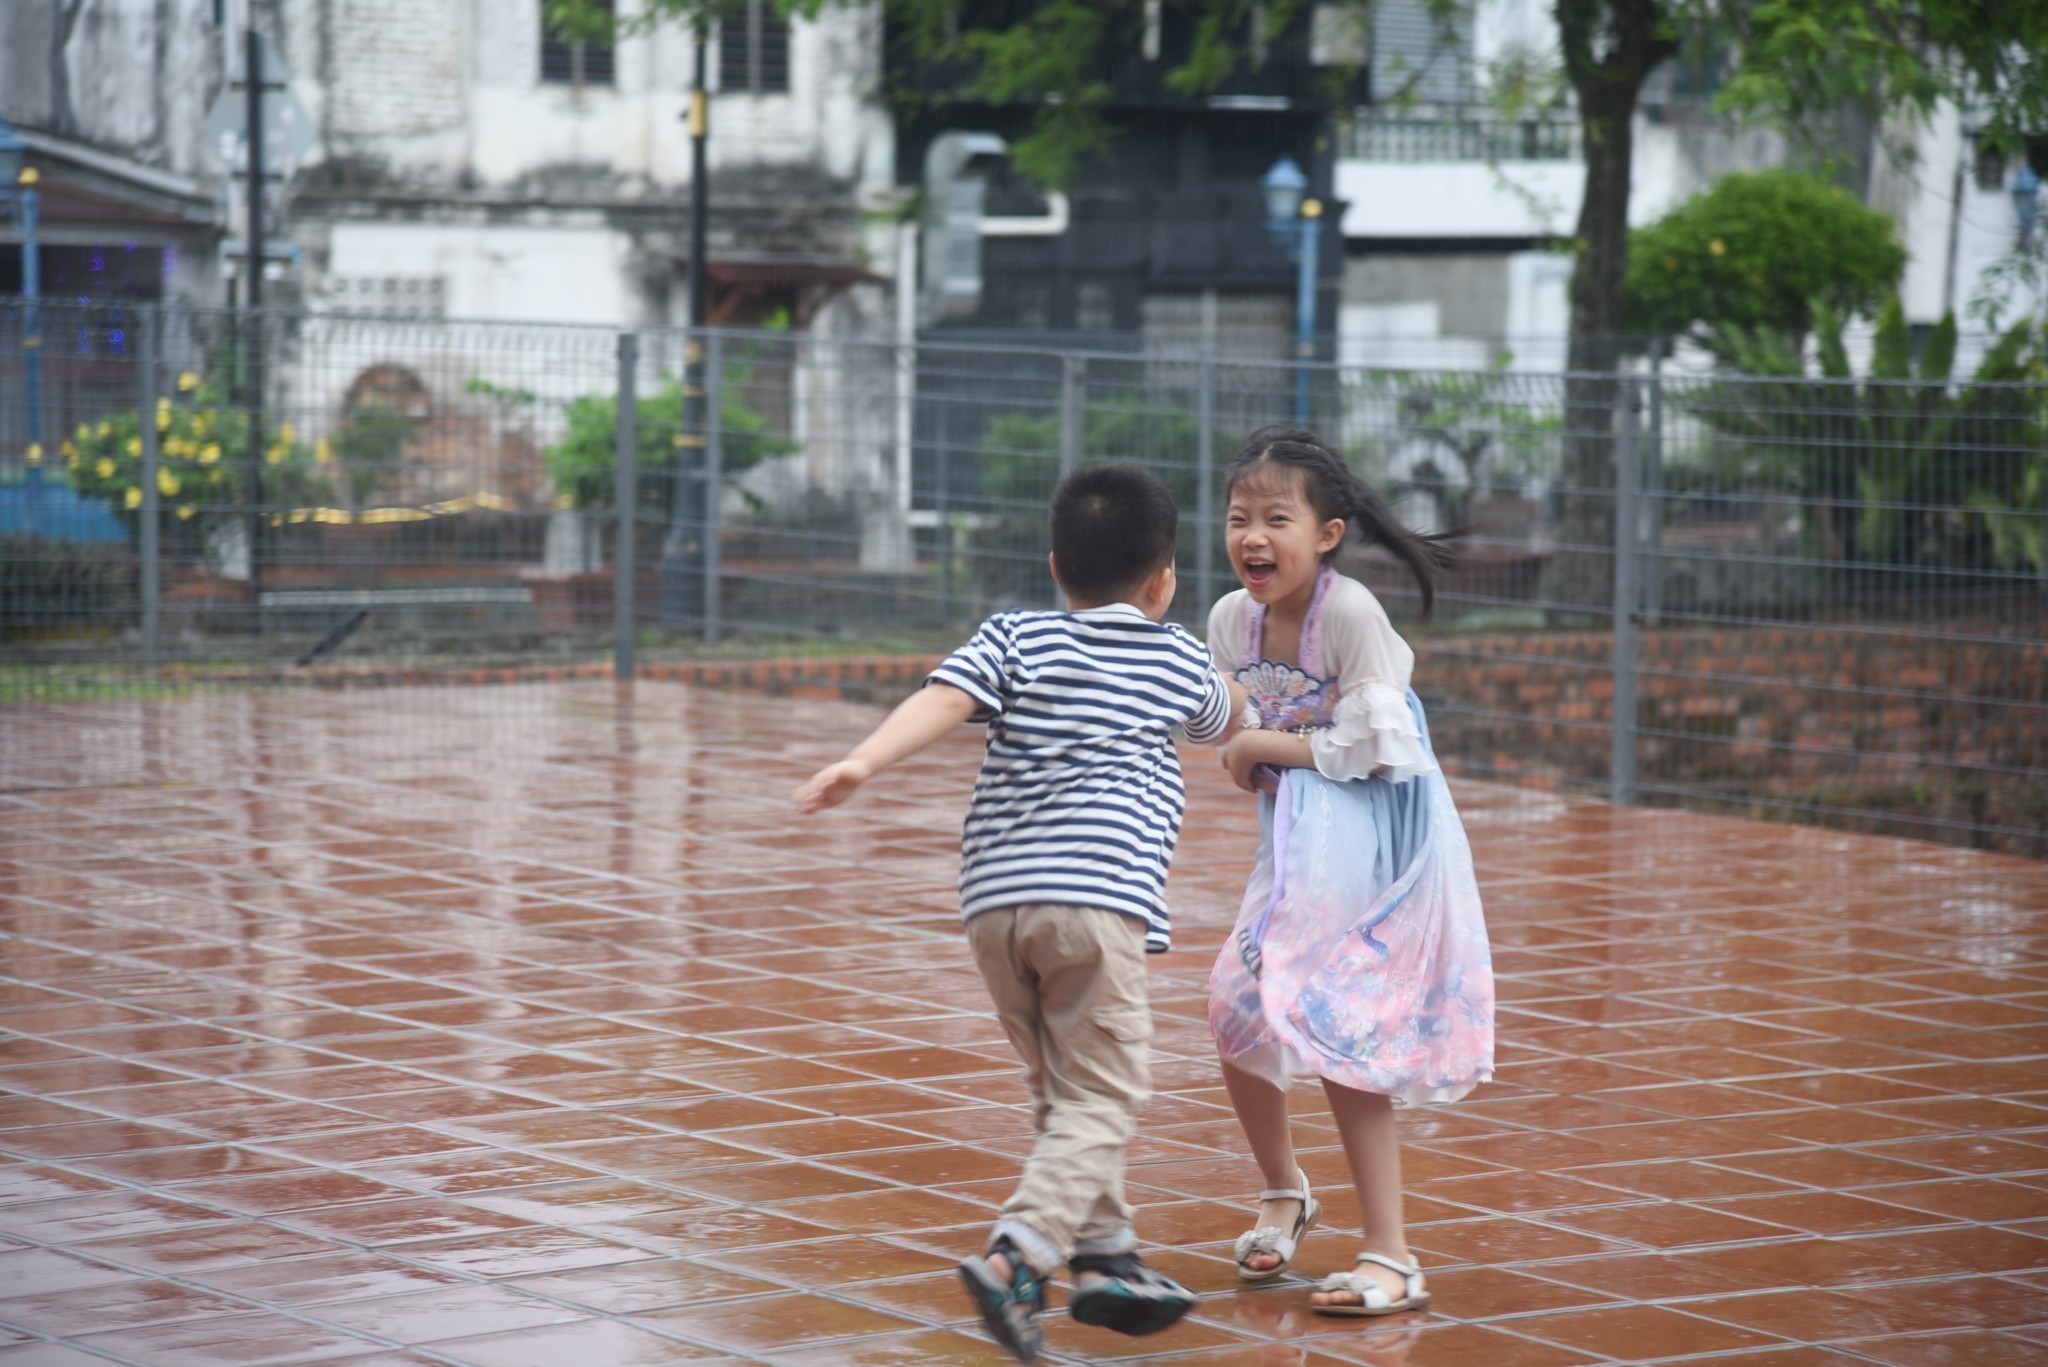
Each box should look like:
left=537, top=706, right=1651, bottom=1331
left=1263, top=155, right=1322, bottom=426
left=660, top=22, right=711, bottom=627
left=0, top=120, right=41, bottom=535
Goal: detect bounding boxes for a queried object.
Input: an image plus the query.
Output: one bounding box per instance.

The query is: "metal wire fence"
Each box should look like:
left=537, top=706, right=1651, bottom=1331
left=3, top=299, right=2044, bottom=858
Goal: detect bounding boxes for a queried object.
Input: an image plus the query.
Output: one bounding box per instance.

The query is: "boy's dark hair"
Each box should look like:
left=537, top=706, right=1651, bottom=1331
left=1050, top=463, right=1179, bottom=602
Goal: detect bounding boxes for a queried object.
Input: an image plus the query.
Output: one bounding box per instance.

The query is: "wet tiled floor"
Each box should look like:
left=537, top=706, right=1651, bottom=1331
left=2, top=680, right=2047, bottom=1366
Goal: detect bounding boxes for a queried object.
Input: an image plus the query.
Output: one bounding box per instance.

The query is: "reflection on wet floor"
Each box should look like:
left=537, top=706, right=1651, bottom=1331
left=1, top=680, right=2045, bottom=1365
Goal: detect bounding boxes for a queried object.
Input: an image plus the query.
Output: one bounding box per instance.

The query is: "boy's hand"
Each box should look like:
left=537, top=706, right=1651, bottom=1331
left=794, top=759, right=874, bottom=813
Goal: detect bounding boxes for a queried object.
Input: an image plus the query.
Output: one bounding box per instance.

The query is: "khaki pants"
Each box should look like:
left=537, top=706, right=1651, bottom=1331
left=966, top=903, right=1154, bottom=1278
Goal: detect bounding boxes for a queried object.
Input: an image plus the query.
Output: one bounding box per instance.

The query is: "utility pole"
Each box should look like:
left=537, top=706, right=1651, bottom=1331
left=241, top=23, right=270, bottom=614
left=661, top=22, right=711, bottom=625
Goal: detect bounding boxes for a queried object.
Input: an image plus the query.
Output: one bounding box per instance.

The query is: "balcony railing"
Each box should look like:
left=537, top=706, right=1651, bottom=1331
left=1342, top=115, right=1581, bottom=163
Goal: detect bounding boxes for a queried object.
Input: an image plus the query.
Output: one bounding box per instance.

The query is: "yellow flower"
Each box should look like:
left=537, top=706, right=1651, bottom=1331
left=278, top=422, right=296, bottom=444
left=177, top=371, right=200, bottom=392
left=315, top=439, right=332, bottom=464
left=96, top=421, right=111, bottom=437
left=265, top=444, right=285, bottom=465
left=177, top=505, right=195, bottom=520
left=76, top=423, right=91, bottom=440
left=124, top=487, right=142, bottom=509
left=1709, top=238, right=1726, bottom=256
left=95, top=458, right=116, bottom=479
left=158, top=469, right=180, bottom=496
left=60, top=439, right=76, bottom=460
left=25, top=442, right=42, bottom=465
left=199, top=443, right=221, bottom=465
left=125, top=437, right=142, bottom=456
left=157, top=407, right=172, bottom=432
left=191, top=413, right=212, bottom=438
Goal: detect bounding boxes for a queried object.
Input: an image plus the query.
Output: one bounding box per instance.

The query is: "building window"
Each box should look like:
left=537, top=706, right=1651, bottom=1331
left=720, top=2, right=790, bottom=93
left=541, top=0, right=615, bottom=86
left=1975, top=142, right=2008, bottom=192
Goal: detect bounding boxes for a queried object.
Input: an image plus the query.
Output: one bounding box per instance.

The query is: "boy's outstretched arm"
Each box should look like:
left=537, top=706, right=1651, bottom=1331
left=793, top=681, right=981, bottom=813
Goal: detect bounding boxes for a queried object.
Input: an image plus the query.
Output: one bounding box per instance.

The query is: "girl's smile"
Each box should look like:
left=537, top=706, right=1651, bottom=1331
left=1226, top=475, right=1345, bottom=609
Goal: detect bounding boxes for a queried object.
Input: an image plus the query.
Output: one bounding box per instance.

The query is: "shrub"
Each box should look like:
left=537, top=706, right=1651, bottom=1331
left=1626, top=169, right=1906, bottom=349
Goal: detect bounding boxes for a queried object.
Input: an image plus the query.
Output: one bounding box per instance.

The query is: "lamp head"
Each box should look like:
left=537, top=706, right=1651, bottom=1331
left=2014, top=164, right=2042, bottom=247
left=1262, top=155, right=1308, bottom=229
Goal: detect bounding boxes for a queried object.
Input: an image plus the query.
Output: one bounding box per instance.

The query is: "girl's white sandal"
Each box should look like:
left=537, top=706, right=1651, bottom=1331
left=1232, top=1169, right=1320, bottom=1282
left=1311, top=1251, right=1430, bottom=1316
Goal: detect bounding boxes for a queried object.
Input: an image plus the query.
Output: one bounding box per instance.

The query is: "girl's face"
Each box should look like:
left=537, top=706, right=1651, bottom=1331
left=1225, top=467, right=1345, bottom=608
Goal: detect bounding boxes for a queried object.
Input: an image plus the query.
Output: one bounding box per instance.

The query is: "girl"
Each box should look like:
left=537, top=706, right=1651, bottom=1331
left=1207, top=426, right=1494, bottom=1316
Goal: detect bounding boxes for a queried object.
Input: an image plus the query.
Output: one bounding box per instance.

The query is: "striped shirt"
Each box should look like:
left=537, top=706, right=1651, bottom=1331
left=928, top=605, right=1233, bottom=952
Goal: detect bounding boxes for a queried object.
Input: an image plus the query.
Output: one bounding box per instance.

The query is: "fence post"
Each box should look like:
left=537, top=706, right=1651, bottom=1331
left=137, top=305, right=161, bottom=671
left=703, top=331, right=724, bottom=646
left=1196, top=333, right=1217, bottom=611
left=1643, top=339, right=1665, bottom=627
left=1610, top=374, right=1641, bottom=806
left=613, top=330, right=639, bottom=681
left=1056, top=353, right=1084, bottom=608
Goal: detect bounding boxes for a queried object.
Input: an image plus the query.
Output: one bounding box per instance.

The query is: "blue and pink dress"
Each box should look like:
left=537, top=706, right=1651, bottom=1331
left=1208, top=566, right=1495, bottom=1104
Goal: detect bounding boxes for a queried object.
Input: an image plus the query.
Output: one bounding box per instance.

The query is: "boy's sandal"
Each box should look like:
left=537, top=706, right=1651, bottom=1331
left=1233, top=1169, right=1320, bottom=1282
left=959, top=1238, right=1046, bottom=1364
left=1312, top=1251, right=1430, bottom=1317
left=1067, top=1251, right=1197, bottom=1338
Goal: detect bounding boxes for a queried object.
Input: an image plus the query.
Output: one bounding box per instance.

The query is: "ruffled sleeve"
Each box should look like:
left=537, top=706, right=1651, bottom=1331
left=1307, top=577, right=1435, bottom=784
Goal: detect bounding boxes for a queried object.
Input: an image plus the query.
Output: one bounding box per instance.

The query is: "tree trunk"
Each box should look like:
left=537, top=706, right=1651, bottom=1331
left=1550, top=94, right=1638, bottom=617
left=1544, top=0, right=1676, bottom=618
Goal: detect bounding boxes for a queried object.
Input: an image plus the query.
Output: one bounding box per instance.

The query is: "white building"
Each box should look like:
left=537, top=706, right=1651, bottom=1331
left=274, top=0, right=897, bottom=331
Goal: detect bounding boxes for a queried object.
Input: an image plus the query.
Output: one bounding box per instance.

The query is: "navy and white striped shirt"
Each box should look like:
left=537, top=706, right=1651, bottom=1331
left=929, top=605, right=1233, bottom=952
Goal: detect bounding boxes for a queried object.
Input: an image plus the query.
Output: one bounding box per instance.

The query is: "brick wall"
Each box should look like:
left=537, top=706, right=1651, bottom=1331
left=1417, top=624, right=2048, bottom=853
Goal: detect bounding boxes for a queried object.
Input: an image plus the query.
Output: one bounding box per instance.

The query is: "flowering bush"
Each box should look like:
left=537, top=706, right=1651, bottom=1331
left=62, top=372, right=331, bottom=534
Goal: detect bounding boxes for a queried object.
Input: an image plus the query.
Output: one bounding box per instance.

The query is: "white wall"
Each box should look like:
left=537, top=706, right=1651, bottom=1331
left=325, top=220, right=634, bottom=324
left=281, top=0, right=889, bottom=196
left=1337, top=160, right=1583, bottom=239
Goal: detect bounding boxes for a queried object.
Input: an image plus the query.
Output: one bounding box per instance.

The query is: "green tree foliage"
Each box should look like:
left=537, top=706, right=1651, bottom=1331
left=547, top=0, right=1442, bottom=186
left=1625, top=170, right=1905, bottom=350
left=1689, top=298, right=2048, bottom=572
left=534, top=331, right=800, bottom=511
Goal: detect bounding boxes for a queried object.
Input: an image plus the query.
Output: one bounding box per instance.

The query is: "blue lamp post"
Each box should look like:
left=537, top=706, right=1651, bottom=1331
left=1263, top=155, right=1323, bottom=424
left=0, top=119, right=40, bottom=534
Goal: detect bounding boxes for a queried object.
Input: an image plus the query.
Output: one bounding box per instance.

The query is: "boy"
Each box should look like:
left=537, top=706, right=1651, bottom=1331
left=794, top=464, right=1243, bottom=1362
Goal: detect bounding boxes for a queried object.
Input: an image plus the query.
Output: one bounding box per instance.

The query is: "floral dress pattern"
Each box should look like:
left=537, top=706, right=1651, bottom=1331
left=1208, top=567, right=1496, bottom=1105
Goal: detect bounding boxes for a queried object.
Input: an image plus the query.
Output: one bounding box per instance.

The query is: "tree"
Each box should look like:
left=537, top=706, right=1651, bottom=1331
left=1542, top=0, right=2048, bottom=609
left=1625, top=169, right=1905, bottom=355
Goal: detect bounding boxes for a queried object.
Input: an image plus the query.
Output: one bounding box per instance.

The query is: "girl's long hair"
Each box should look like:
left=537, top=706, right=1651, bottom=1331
left=1224, top=425, right=1457, bottom=615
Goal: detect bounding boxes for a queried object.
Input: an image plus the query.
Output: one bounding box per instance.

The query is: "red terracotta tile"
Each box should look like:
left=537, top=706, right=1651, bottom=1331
left=8, top=682, right=2048, bottom=1367
left=641, top=1290, right=922, bottom=1351
left=1509, top=1301, right=1792, bottom=1357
